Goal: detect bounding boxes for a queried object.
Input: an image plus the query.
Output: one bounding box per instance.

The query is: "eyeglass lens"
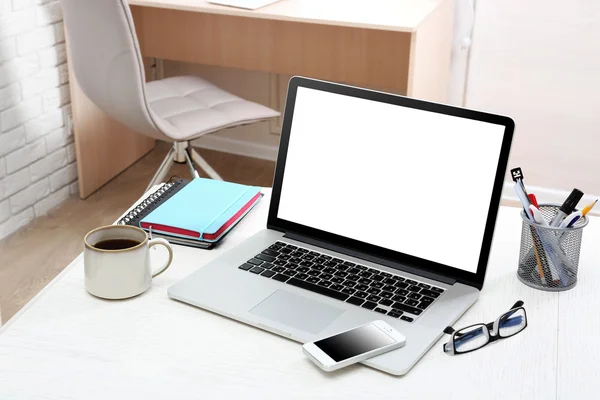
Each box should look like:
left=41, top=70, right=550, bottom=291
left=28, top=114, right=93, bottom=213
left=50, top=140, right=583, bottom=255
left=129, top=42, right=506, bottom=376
left=498, top=308, right=526, bottom=337
left=454, top=324, right=489, bottom=353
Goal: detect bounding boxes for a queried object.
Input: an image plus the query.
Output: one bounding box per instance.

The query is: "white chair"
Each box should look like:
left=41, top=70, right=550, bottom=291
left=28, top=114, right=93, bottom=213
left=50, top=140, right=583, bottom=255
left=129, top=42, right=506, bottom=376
left=60, top=0, right=279, bottom=190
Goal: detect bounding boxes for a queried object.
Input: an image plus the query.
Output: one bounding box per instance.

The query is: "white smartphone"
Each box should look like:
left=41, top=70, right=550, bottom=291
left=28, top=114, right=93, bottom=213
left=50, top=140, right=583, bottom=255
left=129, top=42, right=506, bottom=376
left=302, top=320, right=406, bottom=372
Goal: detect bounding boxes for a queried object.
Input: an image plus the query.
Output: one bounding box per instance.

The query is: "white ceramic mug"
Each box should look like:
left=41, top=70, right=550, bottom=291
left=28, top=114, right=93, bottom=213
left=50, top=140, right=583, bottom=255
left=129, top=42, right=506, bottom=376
left=84, top=225, right=173, bottom=299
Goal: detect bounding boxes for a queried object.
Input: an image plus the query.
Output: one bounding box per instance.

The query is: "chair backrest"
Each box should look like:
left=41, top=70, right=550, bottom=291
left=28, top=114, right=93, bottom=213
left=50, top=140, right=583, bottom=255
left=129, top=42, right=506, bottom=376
left=60, top=0, right=166, bottom=139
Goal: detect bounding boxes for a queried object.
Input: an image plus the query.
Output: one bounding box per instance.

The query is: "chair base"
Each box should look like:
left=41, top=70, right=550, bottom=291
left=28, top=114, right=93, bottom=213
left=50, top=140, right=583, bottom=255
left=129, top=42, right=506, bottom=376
left=145, top=141, right=223, bottom=191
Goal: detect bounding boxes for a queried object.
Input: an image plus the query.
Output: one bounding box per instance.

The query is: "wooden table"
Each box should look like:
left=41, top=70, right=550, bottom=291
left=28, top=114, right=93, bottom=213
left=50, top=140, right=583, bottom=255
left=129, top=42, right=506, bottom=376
left=70, top=0, right=455, bottom=198
left=1, top=188, right=599, bottom=399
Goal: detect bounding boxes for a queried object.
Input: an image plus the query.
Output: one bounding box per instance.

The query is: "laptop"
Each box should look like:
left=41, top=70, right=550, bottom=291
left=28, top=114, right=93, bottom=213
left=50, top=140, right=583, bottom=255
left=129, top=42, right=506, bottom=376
left=168, top=77, right=514, bottom=375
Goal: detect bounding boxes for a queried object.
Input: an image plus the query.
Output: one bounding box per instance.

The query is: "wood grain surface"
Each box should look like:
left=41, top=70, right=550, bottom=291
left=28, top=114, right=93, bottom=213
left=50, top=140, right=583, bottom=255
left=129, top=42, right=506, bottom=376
left=1, top=195, right=597, bottom=398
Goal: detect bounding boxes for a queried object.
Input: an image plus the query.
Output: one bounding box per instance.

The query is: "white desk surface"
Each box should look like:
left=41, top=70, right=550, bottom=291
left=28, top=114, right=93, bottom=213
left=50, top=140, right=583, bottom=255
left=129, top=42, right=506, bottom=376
left=128, top=0, right=446, bottom=32
left=1, top=188, right=599, bottom=399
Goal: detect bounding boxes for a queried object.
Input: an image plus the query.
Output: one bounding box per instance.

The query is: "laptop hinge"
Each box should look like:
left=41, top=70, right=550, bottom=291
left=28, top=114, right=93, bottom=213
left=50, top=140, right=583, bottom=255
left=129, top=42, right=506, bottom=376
left=283, top=232, right=456, bottom=286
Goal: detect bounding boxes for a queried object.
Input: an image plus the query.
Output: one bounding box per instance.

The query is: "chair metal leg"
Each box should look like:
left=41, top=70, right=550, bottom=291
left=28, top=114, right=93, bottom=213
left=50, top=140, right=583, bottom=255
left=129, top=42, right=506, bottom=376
left=146, top=147, right=175, bottom=191
left=190, top=148, right=223, bottom=180
left=184, top=148, right=200, bottom=179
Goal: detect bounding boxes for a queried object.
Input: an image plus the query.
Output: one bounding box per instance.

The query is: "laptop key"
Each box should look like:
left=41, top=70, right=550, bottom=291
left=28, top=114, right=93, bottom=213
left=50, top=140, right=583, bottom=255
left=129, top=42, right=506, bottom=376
left=278, top=254, right=291, bottom=261
left=366, top=287, right=380, bottom=295
left=297, top=248, right=308, bottom=253
left=395, top=282, right=409, bottom=289
left=356, top=284, right=369, bottom=292
left=321, top=255, right=332, bottom=260
left=417, top=302, right=429, bottom=310
left=346, top=274, right=360, bottom=281
left=291, top=251, right=304, bottom=257
left=330, top=284, right=344, bottom=292
left=343, top=261, right=356, bottom=267
left=359, top=271, right=372, bottom=278
left=261, top=263, right=273, bottom=270
left=324, top=261, right=337, bottom=267
left=394, top=277, right=405, bottom=282
left=286, top=263, right=298, bottom=270
left=400, top=316, right=414, bottom=322
left=346, top=296, right=364, bottom=306
left=261, top=270, right=276, bottom=278
left=314, top=258, right=328, bottom=264
left=300, top=260, right=313, bottom=267
left=343, top=280, right=357, bottom=288
left=287, top=278, right=349, bottom=301
left=408, top=292, right=422, bottom=300
left=272, top=266, right=285, bottom=273
left=355, top=265, right=368, bottom=270
left=421, top=295, right=434, bottom=303
left=420, top=289, right=441, bottom=298
left=297, top=266, right=310, bottom=273
left=330, top=277, right=344, bottom=284
left=380, top=291, right=393, bottom=299
left=405, top=299, right=419, bottom=307
left=379, top=271, right=391, bottom=278
left=430, top=287, right=444, bottom=293
left=319, top=273, right=333, bottom=281
left=387, top=311, right=402, bottom=318
left=370, top=282, right=384, bottom=289
left=396, top=288, right=409, bottom=297
left=348, top=267, right=361, bottom=274
left=262, top=249, right=279, bottom=257
left=318, top=280, right=332, bottom=288
left=272, top=274, right=290, bottom=282
left=407, top=285, right=421, bottom=292
left=306, top=276, right=320, bottom=284
left=273, top=259, right=287, bottom=266
left=417, top=283, right=431, bottom=289
left=296, top=273, right=309, bottom=280
left=239, top=263, right=253, bottom=271
left=334, top=270, right=348, bottom=278
left=280, top=248, right=293, bottom=254
left=384, top=278, right=397, bottom=285
left=380, top=299, right=393, bottom=306
left=250, top=266, right=265, bottom=274
left=323, top=267, right=336, bottom=274
left=268, top=244, right=282, bottom=251
left=392, top=295, right=407, bottom=303
left=366, top=295, right=381, bottom=303
left=307, top=270, right=320, bottom=276
left=283, top=270, right=297, bottom=277
left=361, top=301, right=377, bottom=310
left=374, top=307, right=387, bottom=314
left=341, top=287, right=356, bottom=295
left=312, top=264, right=325, bottom=271
left=302, top=255, right=315, bottom=261
left=247, top=258, right=263, bottom=265
left=371, top=275, right=385, bottom=282
left=332, top=258, right=343, bottom=263
left=286, top=245, right=298, bottom=250
left=382, top=285, right=396, bottom=292
left=275, top=241, right=287, bottom=247
left=392, top=302, right=422, bottom=315
left=309, top=251, right=320, bottom=256
left=355, top=291, right=368, bottom=299
left=405, top=279, right=417, bottom=285
left=358, top=278, right=372, bottom=285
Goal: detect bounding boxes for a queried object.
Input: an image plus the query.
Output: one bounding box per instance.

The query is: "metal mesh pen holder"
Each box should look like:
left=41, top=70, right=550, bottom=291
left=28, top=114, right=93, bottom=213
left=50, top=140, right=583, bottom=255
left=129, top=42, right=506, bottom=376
left=518, top=204, right=588, bottom=291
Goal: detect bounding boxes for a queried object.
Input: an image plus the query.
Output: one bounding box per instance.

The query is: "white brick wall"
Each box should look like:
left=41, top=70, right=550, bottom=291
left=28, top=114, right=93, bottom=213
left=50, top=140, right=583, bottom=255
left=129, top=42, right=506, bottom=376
left=0, top=0, right=74, bottom=240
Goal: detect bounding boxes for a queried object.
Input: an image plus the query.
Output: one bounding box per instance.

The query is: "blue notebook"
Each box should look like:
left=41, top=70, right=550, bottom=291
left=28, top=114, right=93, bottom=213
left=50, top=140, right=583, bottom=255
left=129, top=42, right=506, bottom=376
left=140, top=178, right=262, bottom=243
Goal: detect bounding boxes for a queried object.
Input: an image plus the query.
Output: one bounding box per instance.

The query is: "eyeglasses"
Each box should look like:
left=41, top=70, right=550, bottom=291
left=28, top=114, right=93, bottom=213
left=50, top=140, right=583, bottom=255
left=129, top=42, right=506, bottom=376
left=443, top=300, right=527, bottom=355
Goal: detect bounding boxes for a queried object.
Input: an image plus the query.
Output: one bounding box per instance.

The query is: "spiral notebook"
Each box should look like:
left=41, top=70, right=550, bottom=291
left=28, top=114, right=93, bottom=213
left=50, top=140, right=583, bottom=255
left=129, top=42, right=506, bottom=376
left=117, top=179, right=262, bottom=249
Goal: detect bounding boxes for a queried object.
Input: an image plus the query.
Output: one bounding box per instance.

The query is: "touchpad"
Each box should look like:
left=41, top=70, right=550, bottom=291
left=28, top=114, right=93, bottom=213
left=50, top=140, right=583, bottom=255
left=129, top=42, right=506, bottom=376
left=250, top=290, right=344, bottom=334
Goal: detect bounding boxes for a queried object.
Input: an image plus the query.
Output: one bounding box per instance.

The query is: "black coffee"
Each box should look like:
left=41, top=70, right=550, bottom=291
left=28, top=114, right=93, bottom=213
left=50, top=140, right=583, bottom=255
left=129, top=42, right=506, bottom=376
left=93, top=239, right=141, bottom=250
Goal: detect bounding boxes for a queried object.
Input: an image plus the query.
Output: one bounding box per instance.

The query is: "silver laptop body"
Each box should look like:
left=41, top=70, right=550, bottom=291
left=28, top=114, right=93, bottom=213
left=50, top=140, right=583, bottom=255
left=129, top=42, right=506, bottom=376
left=168, top=77, right=514, bottom=375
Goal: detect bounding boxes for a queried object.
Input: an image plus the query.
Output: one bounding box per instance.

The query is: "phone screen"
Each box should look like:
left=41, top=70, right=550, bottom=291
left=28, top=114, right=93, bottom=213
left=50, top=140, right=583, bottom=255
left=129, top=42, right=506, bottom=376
left=314, top=324, right=397, bottom=362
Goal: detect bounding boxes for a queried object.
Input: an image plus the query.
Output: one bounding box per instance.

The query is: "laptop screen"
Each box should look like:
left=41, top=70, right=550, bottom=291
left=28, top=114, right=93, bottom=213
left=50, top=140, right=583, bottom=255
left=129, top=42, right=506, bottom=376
left=276, top=86, right=507, bottom=275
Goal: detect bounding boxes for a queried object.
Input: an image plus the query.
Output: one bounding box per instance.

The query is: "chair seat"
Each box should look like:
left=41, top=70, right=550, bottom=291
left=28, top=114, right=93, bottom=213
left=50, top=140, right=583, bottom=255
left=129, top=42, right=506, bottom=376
left=146, top=76, right=279, bottom=141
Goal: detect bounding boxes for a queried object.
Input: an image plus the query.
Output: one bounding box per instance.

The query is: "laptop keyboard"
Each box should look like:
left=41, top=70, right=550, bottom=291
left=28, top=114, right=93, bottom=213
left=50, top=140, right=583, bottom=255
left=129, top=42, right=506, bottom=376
left=238, top=241, right=445, bottom=322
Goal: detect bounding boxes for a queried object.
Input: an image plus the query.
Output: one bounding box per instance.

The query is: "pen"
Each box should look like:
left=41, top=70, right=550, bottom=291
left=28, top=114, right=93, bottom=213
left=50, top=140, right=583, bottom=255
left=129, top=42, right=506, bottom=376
left=558, top=200, right=597, bottom=228
left=528, top=194, right=539, bottom=209
left=549, top=189, right=584, bottom=227
left=530, top=205, right=549, bottom=226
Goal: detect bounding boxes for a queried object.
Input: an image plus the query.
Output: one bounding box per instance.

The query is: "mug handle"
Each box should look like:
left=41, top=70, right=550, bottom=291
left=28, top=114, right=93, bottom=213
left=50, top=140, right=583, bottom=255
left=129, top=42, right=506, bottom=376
left=148, top=238, right=174, bottom=278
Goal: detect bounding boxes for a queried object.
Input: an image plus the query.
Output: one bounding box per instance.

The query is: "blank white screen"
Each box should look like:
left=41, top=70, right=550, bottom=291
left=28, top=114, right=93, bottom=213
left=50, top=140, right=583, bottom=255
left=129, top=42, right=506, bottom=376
left=277, top=87, right=505, bottom=274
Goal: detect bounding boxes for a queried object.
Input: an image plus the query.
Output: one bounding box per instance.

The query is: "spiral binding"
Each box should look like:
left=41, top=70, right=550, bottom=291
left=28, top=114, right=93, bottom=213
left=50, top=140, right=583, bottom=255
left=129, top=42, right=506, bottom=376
left=117, top=180, right=185, bottom=226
